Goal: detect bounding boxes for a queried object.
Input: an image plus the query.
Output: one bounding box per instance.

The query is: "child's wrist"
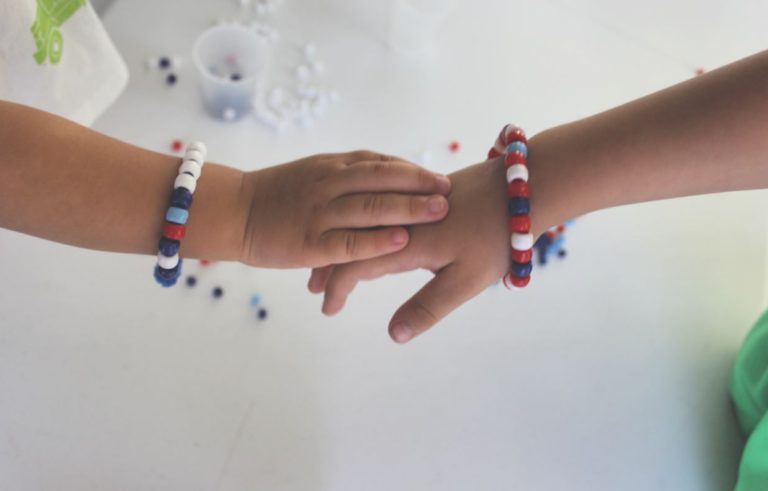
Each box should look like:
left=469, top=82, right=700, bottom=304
left=178, top=163, right=252, bottom=262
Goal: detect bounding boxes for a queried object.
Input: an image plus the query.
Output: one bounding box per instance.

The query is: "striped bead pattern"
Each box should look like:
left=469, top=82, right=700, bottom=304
left=488, top=124, right=534, bottom=289
left=154, top=141, right=207, bottom=287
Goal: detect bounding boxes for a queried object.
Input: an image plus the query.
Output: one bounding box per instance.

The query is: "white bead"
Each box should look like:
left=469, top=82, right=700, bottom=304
left=174, top=173, right=197, bottom=193
left=179, top=160, right=202, bottom=180
left=506, top=164, right=528, bottom=183
left=184, top=149, right=205, bottom=166
left=511, top=233, right=534, bottom=251
left=310, top=60, right=325, bottom=74
left=303, top=43, right=317, bottom=59
left=222, top=107, right=237, bottom=121
left=157, top=252, right=179, bottom=270
left=187, top=141, right=207, bottom=159
left=296, top=65, right=310, bottom=80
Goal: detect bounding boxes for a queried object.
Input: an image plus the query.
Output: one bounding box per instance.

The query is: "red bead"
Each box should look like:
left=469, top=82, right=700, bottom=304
left=449, top=140, right=461, bottom=153
left=695, top=67, right=706, bottom=76
left=503, top=272, right=530, bottom=289
left=488, top=148, right=502, bottom=159
left=507, top=180, right=529, bottom=198
left=504, top=151, right=527, bottom=167
left=504, top=127, right=528, bottom=145
left=546, top=231, right=557, bottom=240
left=171, top=139, right=183, bottom=153
left=163, top=223, right=186, bottom=240
left=508, top=215, right=531, bottom=234
left=200, top=259, right=210, bottom=266
left=556, top=224, right=566, bottom=233
left=511, top=248, right=532, bottom=263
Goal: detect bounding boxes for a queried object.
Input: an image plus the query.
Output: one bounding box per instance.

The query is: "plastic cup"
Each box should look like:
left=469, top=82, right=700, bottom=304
left=192, top=24, right=268, bottom=121
left=389, top=0, right=456, bottom=54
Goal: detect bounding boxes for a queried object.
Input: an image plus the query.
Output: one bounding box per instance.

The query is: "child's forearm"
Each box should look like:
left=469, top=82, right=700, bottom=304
left=530, top=49, right=768, bottom=229
left=0, top=100, right=249, bottom=260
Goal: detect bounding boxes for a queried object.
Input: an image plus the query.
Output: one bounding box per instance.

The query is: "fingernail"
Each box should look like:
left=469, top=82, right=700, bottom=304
left=427, top=196, right=445, bottom=214
left=436, top=175, right=451, bottom=192
left=391, top=228, right=408, bottom=244
left=391, top=323, right=413, bottom=343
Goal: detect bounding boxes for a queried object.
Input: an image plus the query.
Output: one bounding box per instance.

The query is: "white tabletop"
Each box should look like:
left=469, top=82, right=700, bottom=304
left=2, top=1, right=768, bottom=490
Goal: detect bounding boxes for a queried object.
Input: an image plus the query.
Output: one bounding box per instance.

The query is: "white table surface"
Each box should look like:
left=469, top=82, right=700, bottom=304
left=2, top=1, right=768, bottom=490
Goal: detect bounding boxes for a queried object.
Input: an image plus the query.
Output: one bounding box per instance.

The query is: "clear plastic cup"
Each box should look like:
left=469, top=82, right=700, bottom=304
left=192, top=24, right=268, bottom=121
left=389, top=0, right=456, bottom=54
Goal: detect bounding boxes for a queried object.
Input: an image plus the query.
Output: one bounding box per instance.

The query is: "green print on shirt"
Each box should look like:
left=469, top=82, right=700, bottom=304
left=30, top=0, right=87, bottom=64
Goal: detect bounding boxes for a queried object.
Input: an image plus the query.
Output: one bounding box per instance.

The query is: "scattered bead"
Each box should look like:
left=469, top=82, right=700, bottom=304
left=212, top=286, right=224, bottom=299
left=250, top=294, right=261, bottom=306
left=200, top=259, right=210, bottom=266
left=449, top=140, right=461, bottom=153
left=159, top=56, right=171, bottom=69
left=230, top=73, right=242, bottom=81
left=171, top=139, right=184, bottom=153
left=557, top=249, right=567, bottom=258
left=257, top=308, right=268, bottom=320
left=303, top=43, right=317, bottom=59
left=186, top=275, right=197, bottom=287
left=695, top=67, right=706, bottom=76
left=166, top=73, right=178, bottom=85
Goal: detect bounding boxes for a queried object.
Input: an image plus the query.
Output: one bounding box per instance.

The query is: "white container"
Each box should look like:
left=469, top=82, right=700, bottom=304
left=192, top=24, right=268, bottom=120
left=389, top=0, right=456, bottom=54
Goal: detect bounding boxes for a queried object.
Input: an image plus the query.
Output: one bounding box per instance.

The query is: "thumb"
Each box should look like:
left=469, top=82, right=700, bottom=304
left=388, top=262, right=486, bottom=344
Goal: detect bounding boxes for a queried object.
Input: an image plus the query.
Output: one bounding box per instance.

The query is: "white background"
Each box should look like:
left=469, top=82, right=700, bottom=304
left=2, top=1, right=768, bottom=490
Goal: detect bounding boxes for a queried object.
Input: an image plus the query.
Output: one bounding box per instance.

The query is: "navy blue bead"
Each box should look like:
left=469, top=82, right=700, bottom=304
left=212, top=286, right=224, bottom=299
left=158, top=237, right=181, bottom=256
left=159, top=57, right=171, bottom=69
left=166, top=73, right=177, bottom=85
left=186, top=275, right=197, bottom=287
left=557, top=249, right=567, bottom=258
left=155, top=261, right=182, bottom=281
left=230, top=73, right=242, bottom=81
left=508, top=197, right=530, bottom=216
left=511, top=261, right=533, bottom=277
left=169, top=187, right=193, bottom=209
left=257, top=308, right=268, bottom=320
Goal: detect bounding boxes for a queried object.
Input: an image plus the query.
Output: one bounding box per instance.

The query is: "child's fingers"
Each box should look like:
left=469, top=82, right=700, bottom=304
left=338, top=150, right=396, bottom=164
left=308, top=266, right=334, bottom=293
left=388, top=263, right=486, bottom=344
left=326, top=160, right=451, bottom=197
left=321, top=251, right=420, bottom=315
left=319, top=227, right=410, bottom=265
left=322, top=193, right=448, bottom=229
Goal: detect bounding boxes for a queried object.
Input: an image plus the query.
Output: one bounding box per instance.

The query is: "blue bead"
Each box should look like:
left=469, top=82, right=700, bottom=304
left=257, top=308, right=268, bottom=320
left=170, top=187, right=193, bottom=209
left=186, top=275, right=197, bottom=287
left=250, top=294, right=261, bottom=306
left=165, top=206, right=189, bottom=225
left=551, top=234, right=565, bottom=251
left=506, top=141, right=528, bottom=157
left=158, top=237, right=180, bottom=256
left=154, top=261, right=182, bottom=281
left=212, top=286, right=224, bottom=299
left=511, top=261, right=533, bottom=277
left=508, top=197, right=530, bottom=216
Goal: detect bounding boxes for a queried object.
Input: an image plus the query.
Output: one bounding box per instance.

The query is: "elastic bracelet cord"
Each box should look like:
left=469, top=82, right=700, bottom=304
left=487, top=124, right=533, bottom=289
left=154, top=141, right=207, bottom=287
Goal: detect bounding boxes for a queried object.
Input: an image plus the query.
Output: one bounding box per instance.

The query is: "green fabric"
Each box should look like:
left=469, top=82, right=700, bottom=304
left=30, top=0, right=87, bottom=64
left=731, top=308, right=768, bottom=490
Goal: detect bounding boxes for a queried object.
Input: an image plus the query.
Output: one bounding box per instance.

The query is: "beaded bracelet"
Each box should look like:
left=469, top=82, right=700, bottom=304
left=154, top=141, right=207, bottom=287
left=487, top=124, right=533, bottom=289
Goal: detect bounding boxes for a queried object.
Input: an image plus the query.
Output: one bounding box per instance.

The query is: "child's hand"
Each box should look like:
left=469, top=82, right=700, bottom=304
left=308, top=157, right=558, bottom=344
left=239, top=151, right=452, bottom=268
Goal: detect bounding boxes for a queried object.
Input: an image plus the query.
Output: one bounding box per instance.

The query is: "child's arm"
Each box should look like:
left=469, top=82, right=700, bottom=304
left=0, top=100, right=451, bottom=267
left=313, top=49, right=768, bottom=343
